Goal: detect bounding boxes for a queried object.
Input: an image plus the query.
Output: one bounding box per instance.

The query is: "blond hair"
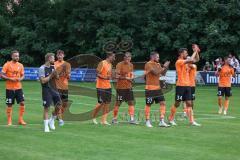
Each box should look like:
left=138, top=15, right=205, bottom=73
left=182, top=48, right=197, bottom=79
left=45, top=53, right=55, bottom=62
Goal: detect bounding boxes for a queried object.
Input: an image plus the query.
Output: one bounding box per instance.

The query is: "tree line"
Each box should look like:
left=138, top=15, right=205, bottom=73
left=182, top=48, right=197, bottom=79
left=0, top=0, right=240, bottom=68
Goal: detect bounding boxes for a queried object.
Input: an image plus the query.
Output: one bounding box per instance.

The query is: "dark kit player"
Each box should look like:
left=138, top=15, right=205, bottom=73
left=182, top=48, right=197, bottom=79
left=39, top=53, right=62, bottom=132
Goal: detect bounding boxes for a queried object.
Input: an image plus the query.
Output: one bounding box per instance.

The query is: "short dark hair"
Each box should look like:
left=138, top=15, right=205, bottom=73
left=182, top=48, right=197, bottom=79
left=125, top=52, right=132, bottom=57
left=106, top=51, right=115, bottom=58
left=150, top=51, right=159, bottom=57
left=45, top=53, right=55, bottom=62
left=57, top=50, right=64, bottom=55
left=11, top=50, right=19, bottom=55
left=224, top=56, right=229, bottom=61
left=178, top=48, right=188, bottom=55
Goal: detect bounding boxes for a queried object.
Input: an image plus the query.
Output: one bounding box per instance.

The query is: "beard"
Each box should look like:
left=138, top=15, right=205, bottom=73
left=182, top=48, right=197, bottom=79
left=13, top=59, right=19, bottom=62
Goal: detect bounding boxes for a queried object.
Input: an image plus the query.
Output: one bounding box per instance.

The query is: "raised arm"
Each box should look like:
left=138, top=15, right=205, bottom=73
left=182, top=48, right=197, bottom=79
left=194, top=52, right=200, bottom=63
left=160, top=61, right=170, bottom=75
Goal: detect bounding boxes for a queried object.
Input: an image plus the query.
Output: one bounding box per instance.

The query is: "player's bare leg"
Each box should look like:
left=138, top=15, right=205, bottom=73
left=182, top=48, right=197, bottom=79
left=218, top=96, right=223, bottom=114
left=182, top=102, right=187, bottom=118
left=223, top=96, right=230, bottom=115
left=101, top=103, right=110, bottom=125
left=92, top=103, right=102, bottom=124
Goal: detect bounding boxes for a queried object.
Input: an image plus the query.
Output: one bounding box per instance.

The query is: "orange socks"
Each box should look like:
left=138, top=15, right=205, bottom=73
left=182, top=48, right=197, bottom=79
left=57, top=108, right=63, bottom=119
left=169, top=105, right=177, bottom=121
left=160, top=104, right=166, bottom=120
left=113, top=105, right=134, bottom=120
left=128, top=105, right=135, bottom=117
left=113, top=105, right=119, bottom=119
left=224, top=99, right=229, bottom=111
left=18, top=105, right=27, bottom=125
left=6, top=106, right=26, bottom=125
left=145, top=105, right=151, bottom=120
left=6, top=107, right=12, bottom=125
left=60, top=102, right=67, bottom=118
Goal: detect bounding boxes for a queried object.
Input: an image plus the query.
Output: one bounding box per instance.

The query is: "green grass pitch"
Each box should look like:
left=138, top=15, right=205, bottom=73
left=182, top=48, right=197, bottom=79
left=0, top=81, right=239, bottom=160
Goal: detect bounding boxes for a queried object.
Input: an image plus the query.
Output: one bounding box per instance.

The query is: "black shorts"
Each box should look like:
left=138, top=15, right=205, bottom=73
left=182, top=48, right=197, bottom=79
left=116, top=89, right=134, bottom=102
left=6, top=89, right=24, bottom=105
left=42, top=87, right=62, bottom=108
left=191, top=87, right=196, bottom=101
left=175, top=86, right=192, bottom=101
left=58, top=89, right=68, bottom=102
left=97, top=88, right=112, bottom=103
left=217, top=87, right=232, bottom=97
left=145, top=89, right=165, bottom=105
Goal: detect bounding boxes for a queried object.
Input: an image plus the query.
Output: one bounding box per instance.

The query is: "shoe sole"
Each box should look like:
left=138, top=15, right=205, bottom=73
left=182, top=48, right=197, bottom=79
left=146, top=125, right=153, bottom=128
left=18, top=123, right=27, bottom=125
left=129, top=122, right=139, bottom=125
left=159, top=125, right=171, bottom=127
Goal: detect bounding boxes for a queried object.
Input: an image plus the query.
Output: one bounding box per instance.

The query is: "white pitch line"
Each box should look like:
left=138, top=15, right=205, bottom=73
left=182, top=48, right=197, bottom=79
left=0, top=115, right=236, bottom=128
left=8, top=97, right=240, bottom=117
left=0, top=97, right=238, bottom=118
left=4, top=97, right=240, bottom=117
left=0, top=122, right=75, bottom=127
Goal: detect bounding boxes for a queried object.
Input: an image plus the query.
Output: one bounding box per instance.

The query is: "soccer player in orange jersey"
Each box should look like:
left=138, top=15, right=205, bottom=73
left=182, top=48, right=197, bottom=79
left=1, top=50, right=27, bottom=126
left=54, top=50, right=71, bottom=126
left=168, top=47, right=201, bottom=126
left=144, top=52, right=170, bottom=128
left=92, top=52, right=115, bottom=125
left=182, top=60, right=198, bottom=117
left=216, top=57, right=235, bottom=115
left=112, top=52, right=138, bottom=124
